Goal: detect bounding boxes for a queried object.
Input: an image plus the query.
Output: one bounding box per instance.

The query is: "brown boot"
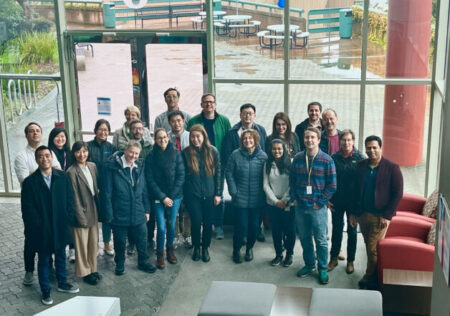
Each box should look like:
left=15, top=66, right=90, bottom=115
left=346, top=261, right=354, bottom=274
left=156, top=250, right=165, bottom=269
left=167, top=246, right=178, bottom=264
left=328, top=258, right=338, bottom=271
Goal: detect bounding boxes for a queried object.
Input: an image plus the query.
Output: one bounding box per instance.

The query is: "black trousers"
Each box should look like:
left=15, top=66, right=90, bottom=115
left=267, top=205, right=296, bottom=256
left=233, top=207, right=259, bottom=252
left=24, top=231, right=36, bottom=273
left=330, top=207, right=357, bottom=261
left=186, top=195, right=214, bottom=248
left=113, top=223, right=149, bottom=269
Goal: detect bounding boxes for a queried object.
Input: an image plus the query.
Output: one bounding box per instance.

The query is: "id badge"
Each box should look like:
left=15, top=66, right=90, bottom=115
left=306, top=185, right=312, bottom=195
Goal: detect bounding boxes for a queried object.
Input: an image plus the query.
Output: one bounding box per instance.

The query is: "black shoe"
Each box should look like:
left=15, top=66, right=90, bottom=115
left=83, top=273, right=98, bottom=285
left=271, top=255, right=283, bottom=266
left=115, top=266, right=125, bottom=276
left=202, top=247, right=210, bottom=263
left=283, top=254, right=293, bottom=267
left=138, top=263, right=157, bottom=274
left=57, top=282, right=79, bottom=293
left=358, top=278, right=368, bottom=289
left=245, top=248, right=253, bottom=262
left=192, top=246, right=201, bottom=261
left=41, top=290, right=53, bottom=305
left=233, top=250, right=242, bottom=264
left=92, top=272, right=102, bottom=281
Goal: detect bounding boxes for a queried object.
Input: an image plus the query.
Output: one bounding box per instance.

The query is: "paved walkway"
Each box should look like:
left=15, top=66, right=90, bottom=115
left=0, top=199, right=188, bottom=315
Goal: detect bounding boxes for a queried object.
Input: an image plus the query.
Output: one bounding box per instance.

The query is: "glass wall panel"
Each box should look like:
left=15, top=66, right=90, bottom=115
left=0, top=0, right=59, bottom=74
left=0, top=151, right=4, bottom=192
left=215, top=83, right=283, bottom=131
left=289, top=1, right=362, bottom=79
left=146, top=44, right=203, bottom=129
left=364, top=84, right=431, bottom=196
left=365, top=0, right=434, bottom=79
left=2, top=79, right=63, bottom=192
left=214, top=0, right=286, bottom=79
left=289, top=84, right=360, bottom=145
left=76, top=43, right=133, bottom=137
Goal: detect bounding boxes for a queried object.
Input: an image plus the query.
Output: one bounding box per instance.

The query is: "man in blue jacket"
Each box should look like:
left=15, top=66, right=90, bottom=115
left=102, top=140, right=157, bottom=275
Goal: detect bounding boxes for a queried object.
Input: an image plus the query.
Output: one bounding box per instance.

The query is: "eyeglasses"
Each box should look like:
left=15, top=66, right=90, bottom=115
left=202, top=100, right=215, bottom=104
left=241, top=111, right=255, bottom=117
left=165, top=95, right=178, bottom=99
left=131, top=127, right=144, bottom=131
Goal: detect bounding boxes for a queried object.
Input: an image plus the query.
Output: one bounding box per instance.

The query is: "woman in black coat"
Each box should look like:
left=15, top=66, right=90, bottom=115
left=48, top=126, right=75, bottom=262
left=182, top=124, right=222, bottom=263
left=145, top=128, right=185, bottom=269
left=87, top=119, right=116, bottom=256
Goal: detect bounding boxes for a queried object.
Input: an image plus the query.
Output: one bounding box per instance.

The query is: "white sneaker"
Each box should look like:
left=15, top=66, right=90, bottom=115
left=69, top=249, right=76, bottom=263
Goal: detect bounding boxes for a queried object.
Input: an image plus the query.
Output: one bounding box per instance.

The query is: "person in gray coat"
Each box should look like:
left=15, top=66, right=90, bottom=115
left=226, top=129, right=267, bottom=264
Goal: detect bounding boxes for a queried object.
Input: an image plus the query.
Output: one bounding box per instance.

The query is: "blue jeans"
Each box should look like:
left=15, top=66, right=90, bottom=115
left=154, top=198, right=181, bottom=251
left=295, top=205, right=328, bottom=272
left=38, top=248, right=67, bottom=293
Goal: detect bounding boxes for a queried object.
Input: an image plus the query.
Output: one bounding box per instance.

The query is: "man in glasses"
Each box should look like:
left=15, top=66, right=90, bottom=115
left=154, top=88, right=191, bottom=132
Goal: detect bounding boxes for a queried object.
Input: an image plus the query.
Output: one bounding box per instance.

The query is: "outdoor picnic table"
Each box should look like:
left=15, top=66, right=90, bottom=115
left=199, top=10, right=226, bottom=18
left=267, top=24, right=300, bottom=35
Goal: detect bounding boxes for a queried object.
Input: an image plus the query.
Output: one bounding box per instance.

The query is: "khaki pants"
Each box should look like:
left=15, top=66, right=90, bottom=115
left=71, top=225, right=99, bottom=277
left=357, top=212, right=389, bottom=283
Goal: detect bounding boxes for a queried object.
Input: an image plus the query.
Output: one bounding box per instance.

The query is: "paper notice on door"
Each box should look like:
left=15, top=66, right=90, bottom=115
left=97, top=97, right=111, bottom=115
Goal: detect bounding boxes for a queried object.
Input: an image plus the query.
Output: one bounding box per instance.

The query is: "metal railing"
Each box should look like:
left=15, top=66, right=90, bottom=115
left=0, top=72, right=61, bottom=196
left=223, top=0, right=304, bottom=17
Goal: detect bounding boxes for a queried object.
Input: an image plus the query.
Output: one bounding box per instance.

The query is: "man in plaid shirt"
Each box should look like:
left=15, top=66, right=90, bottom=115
left=290, top=127, right=337, bottom=284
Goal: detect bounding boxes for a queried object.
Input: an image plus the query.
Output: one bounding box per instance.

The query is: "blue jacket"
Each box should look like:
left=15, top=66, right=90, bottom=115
left=101, top=152, right=150, bottom=227
left=221, top=122, right=267, bottom=165
left=226, top=147, right=268, bottom=209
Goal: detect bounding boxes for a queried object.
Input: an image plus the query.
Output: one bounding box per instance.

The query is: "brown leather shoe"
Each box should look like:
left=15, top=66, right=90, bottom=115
left=167, top=246, right=178, bottom=264
left=346, top=261, right=354, bottom=274
left=328, top=258, right=338, bottom=271
left=156, top=250, right=165, bottom=269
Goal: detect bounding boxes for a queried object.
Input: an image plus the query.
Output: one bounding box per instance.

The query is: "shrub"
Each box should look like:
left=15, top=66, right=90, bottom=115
left=11, top=32, right=58, bottom=65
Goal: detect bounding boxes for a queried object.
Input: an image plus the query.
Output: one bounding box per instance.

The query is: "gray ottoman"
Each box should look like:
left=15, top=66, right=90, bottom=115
left=198, top=281, right=277, bottom=316
left=309, top=288, right=383, bottom=316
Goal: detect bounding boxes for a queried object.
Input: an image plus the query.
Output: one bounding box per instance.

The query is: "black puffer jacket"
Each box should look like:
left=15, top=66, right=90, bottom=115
left=330, top=148, right=365, bottom=211
left=145, top=143, right=185, bottom=202
left=182, top=145, right=222, bottom=199
left=101, top=152, right=149, bottom=227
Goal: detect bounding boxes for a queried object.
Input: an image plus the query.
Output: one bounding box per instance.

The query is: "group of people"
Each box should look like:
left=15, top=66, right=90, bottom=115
left=15, top=87, right=404, bottom=306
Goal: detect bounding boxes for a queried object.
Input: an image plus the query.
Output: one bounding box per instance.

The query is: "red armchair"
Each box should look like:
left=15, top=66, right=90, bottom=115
left=377, top=216, right=435, bottom=285
left=395, top=193, right=435, bottom=223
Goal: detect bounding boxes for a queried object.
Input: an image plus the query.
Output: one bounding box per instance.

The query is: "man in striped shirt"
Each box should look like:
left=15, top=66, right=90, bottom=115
left=290, top=127, right=337, bottom=284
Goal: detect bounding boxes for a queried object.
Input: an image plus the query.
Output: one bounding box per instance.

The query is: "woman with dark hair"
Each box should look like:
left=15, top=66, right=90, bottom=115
left=265, top=112, right=301, bottom=159
left=182, top=124, right=222, bottom=262
left=263, top=139, right=295, bottom=267
left=67, top=141, right=101, bottom=285
left=48, top=127, right=72, bottom=171
left=87, top=119, right=116, bottom=256
left=145, top=128, right=185, bottom=269
left=226, top=129, right=267, bottom=264
left=48, top=126, right=75, bottom=262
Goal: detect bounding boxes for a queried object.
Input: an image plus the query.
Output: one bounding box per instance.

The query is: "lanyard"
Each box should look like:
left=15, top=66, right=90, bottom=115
left=305, top=152, right=318, bottom=185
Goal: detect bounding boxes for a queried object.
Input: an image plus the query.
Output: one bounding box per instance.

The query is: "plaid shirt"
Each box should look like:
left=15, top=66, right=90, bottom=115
left=289, top=149, right=337, bottom=209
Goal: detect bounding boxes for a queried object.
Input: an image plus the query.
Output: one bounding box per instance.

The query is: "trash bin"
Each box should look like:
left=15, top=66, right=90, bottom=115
left=103, top=3, right=116, bottom=28
left=339, top=8, right=352, bottom=39
left=213, top=0, right=222, bottom=11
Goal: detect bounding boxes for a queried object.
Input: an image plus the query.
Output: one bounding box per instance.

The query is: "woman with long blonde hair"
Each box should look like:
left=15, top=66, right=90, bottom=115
left=182, top=124, right=222, bottom=262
